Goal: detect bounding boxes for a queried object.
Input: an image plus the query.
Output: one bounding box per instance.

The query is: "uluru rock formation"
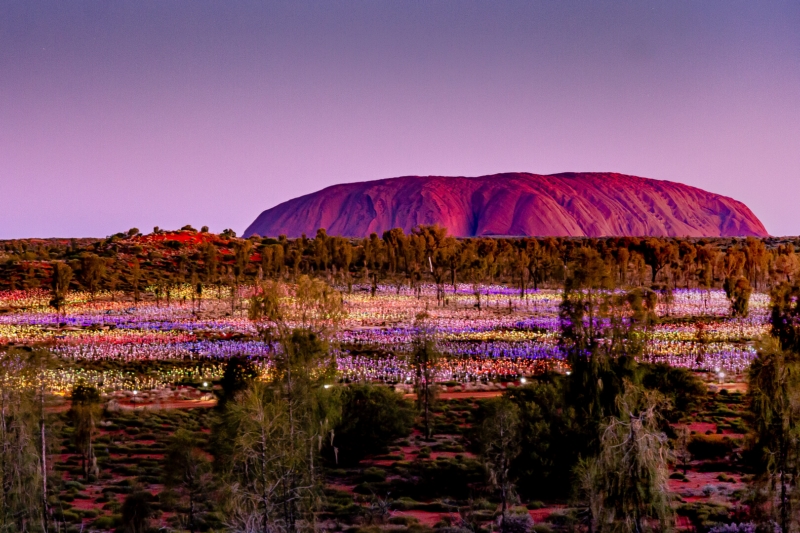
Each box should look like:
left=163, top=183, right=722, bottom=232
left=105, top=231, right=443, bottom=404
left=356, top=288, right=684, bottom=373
left=244, top=173, right=768, bottom=238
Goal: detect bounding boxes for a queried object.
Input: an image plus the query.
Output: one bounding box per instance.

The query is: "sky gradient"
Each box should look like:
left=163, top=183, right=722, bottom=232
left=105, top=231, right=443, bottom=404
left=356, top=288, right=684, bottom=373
left=1, top=1, right=799, bottom=238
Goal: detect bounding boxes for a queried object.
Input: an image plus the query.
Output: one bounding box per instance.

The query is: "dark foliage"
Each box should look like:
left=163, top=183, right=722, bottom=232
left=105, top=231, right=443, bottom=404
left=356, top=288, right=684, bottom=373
left=119, top=491, right=154, bottom=533
left=332, top=384, right=414, bottom=465
left=217, top=356, right=258, bottom=407
left=640, top=363, right=706, bottom=420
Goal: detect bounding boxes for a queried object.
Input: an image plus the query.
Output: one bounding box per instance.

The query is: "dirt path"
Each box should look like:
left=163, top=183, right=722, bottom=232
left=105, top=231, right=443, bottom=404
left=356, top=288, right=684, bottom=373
left=112, top=399, right=217, bottom=410
left=404, top=390, right=504, bottom=400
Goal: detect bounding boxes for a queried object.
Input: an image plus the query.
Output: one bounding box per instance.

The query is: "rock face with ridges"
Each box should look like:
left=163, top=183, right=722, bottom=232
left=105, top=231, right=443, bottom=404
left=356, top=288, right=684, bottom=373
left=244, top=173, right=768, bottom=238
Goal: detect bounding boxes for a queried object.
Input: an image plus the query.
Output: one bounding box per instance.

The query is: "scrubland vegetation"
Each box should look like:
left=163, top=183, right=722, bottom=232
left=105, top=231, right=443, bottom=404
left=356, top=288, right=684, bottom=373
left=2, top=226, right=800, bottom=533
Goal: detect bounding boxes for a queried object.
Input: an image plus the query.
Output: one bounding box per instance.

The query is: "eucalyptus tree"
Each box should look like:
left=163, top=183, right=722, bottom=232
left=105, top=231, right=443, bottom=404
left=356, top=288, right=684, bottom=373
left=579, top=388, right=674, bottom=533
left=560, top=249, right=658, bottom=450
left=748, top=338, right=800, bottom=533
left=410, top=313, right=440, bottom=440
left=724, top=276, right=753, bottom=317
left=79, top=253, right=106, bottom=299
left=24, top=349, right=57, bottom=533
left=405, top=226, right=452, bottom=302
left=219, top=276, right=345, bottom=533
left=68, top=385, right=102, bottom=480
left=164, top=429, right=212, bottom=533
left=476, top=397, right=521, bottom=525
left=49, top=262, right=73, bottom=316
left=0, top=348, right=44, bottom=531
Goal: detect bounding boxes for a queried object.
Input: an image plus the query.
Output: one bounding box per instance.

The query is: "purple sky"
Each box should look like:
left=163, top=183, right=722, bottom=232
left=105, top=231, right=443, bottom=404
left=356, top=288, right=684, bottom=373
left=1, top=1, right=799, bottom=238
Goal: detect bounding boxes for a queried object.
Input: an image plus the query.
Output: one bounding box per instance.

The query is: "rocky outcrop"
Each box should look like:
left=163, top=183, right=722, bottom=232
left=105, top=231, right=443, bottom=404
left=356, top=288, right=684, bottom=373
left=244, top=173, right=768, bottom=238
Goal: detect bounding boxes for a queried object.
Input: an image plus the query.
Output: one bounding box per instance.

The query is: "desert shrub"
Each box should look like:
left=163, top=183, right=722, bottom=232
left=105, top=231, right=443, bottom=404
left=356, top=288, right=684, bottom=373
left=500, top=513, right=534, bottom=533
left=92, top=515, right=118, bottom=529
left=119, top=418, right=143, bottom=428
left=120, top=491, right=155, bottom=533
left=490, top=379, right=581, bottom=501
left=547, top=509, right=579, bottom=528
left=640, top=363, right=706, bottom=419
left=53, top=509, right=81, bottom=523
left=332, top=384, right=414, bottom=465
left=708, top=523, right=756, bottom=533
left=354, top=481, right=392, bottom=495
left=677, top=502, right=731, bottom=530
left=391, top=497, right=421, bottom=511
left=391, top=458, right=484, bottom=500
left=688, top=436, right=736, bottom=460
left=358, top=467, right=385, bottom=481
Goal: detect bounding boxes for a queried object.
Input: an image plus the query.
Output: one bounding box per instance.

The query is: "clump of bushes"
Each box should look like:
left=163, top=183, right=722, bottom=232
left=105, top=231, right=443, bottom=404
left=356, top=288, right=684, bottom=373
left=332, top=384, right=414, bottom=465
left=688, top=435, right=736, bottom=460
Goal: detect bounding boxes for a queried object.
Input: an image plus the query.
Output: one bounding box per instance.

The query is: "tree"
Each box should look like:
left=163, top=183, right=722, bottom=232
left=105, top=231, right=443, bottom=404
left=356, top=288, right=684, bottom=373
left=770, top=283, right=800, bottom=354
left=164, top=429, right=212, bottom=533
left=80, top=254, right=106, bottom=299
left=560, top=250, right=655, bottom=446
left=248, top=276, right=345, bottom=340
left=748, top=338, right=800, bottom=533
left=332, top=384, right=414, bottom=465
left=23, top=348, right=57, bottom=533
left=476, top=397, right=521, bottom=524
left=412, top=226, right=455, bottom=304
left=49, top=262, right=73, bottom=316
left=724, top=276, right=753, bottom=317
left=410, top=314, right=440, bottom=440
left=639, top=364, right=705, bottom=422
left=218, top=379, right=336, bottom=533
left=500, top=376, right=581, bottom=500
left=222, top=276, right=345, bottom=533
left=218, top=356, right=260, bottom=409
left=233, top=241, right=254, bottom=312
left=121, top=491, right=154, bottom=533
left=642, top=239, right=678, bottom=285
left=579, top=387, right=674, bottom=533
left=201, top=242, right=219, bottom=289
left=0, top=348, right=44, bottom=531
left=69, top=385, right=102, bottom=480
left=128, top=258, right=143, bottom=303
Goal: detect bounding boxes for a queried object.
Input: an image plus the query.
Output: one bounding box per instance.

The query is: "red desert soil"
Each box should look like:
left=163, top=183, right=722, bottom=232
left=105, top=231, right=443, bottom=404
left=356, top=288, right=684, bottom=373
left=529, top=506, right=565, bottom=523
left=393, top=510, right=450, bottom=527
left=244, top=172, right=768, bottom=239
left=405, top=390, right=504, bottom=400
